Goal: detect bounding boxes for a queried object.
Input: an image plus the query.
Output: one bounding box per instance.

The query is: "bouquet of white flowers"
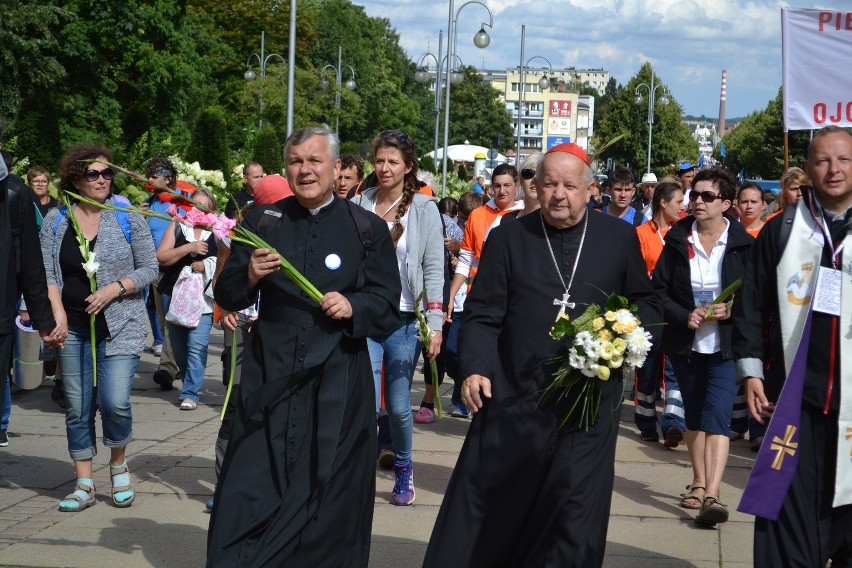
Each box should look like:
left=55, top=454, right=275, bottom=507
left=541, top=293, right=653, bottom=430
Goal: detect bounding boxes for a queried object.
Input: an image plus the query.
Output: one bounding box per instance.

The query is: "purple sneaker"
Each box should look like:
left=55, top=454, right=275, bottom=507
left=392, top=461, right=415, bottom=506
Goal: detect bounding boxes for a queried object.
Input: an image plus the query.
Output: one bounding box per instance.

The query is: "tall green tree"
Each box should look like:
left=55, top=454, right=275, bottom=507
left=447, top=66, right=513, bottom=150
left=302, top=0, right=434, bottom=151
left=720, top=89, right=810, bottom=179
left=594, top=63, right=696, bottom=172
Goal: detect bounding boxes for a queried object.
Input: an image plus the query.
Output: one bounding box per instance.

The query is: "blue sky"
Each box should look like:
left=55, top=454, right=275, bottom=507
left=354, top=0, right=849, bottom=119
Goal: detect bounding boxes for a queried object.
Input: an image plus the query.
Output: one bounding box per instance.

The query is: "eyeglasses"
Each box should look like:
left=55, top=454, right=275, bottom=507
left=380, top=130, right=411, bottom=145
left=689, top=190, right=723, bottom=203
left=520, top=169, right=536, bottom=180
left=83, top=168, right=115, bottom=182
left=30, top=179, right=49, bottom=185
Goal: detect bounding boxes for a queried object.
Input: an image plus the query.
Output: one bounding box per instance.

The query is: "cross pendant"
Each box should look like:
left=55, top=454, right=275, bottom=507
left=554, top=291, right=575, bottom=319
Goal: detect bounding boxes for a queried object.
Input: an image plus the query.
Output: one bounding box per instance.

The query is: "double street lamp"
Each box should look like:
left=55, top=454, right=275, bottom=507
left=320, top=46, right=357, bottom=135
left=415, top=30, right=466, bottom=166
left=438, top=0, right=494, bottom=198
left=244, top=31, right=287, bottom=130
left=515, top=24, right=553, bottom=163
left=634, top=67, right=669, bottom=174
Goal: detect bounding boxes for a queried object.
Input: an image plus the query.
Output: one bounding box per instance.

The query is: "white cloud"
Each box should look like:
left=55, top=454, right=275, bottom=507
left=355, top=0, right=849, bottom=117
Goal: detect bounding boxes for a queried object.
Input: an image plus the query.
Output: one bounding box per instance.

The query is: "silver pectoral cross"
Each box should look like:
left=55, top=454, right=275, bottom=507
left=554, top=291, right=575, bottom=319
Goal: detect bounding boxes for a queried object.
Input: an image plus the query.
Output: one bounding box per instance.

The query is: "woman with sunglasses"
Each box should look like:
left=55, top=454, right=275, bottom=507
left=652, top=167, right=753, bottom=527
left=41, top=144, right=158, bottom=512
left=352, top=130, right=444, bottom=506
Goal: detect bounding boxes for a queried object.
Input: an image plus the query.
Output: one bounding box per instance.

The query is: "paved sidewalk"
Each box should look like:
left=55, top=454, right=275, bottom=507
left=0, top=328, right=756, bottom=567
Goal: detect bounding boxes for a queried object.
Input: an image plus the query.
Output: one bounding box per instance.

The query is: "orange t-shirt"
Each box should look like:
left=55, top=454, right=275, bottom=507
left=636, top=220, right=668, bottom=276
left=459, top=203, right=514, bottom=284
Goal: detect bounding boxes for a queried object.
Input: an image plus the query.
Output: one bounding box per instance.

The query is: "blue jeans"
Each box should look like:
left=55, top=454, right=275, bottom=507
left=57, top=327, right=138, bottom=461
left=145, top=285, right=163, bottom=345
left=369, top=315, right=421, bottom=466
left=1, top=375, right=10, bottom=430
left=162, top=293, right=213, bottom=403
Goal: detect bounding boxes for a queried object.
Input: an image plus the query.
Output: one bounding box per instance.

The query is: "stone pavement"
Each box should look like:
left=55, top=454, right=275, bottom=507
left=0, top=328, right=756, bottom=567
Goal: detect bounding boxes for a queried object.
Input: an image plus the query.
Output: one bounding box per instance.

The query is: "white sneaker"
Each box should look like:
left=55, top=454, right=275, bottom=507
left=152, top=344, right=163, bottom=357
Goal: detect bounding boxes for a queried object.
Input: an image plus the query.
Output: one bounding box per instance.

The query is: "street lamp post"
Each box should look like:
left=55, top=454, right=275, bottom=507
left=634, top=67, right=668, bottom=174
left=321, top=46, right=357, bottom=135
left=515, top=24, right=553, bottom=164
left=244, top=31, right=287, bottom=130
left=415, top=33, right=467, bottom=166
left=440, top=0, right=494, bottom=198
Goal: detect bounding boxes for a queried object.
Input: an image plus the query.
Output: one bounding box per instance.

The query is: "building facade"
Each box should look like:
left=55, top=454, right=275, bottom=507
left=482, top=67, right=607, bottom=163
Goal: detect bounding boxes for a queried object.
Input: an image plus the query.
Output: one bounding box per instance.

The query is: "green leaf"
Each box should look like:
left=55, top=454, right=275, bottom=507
left=605, top=293, right=629, bottom=312
left=549, top=318, right=574, bottom=341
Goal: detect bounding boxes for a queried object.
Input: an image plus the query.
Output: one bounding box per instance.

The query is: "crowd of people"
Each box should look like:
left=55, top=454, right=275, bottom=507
left=0, top=124, right=849, bottom=567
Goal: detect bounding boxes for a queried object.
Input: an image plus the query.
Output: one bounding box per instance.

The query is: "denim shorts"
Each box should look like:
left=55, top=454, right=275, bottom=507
left=57, top=327, right=138, bottom=461
left=668, top=352, right=737, bottom=435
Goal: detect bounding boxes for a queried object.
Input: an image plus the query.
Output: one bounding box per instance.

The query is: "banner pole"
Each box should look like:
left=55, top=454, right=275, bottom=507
left=784, top=131, right=789, bottom=173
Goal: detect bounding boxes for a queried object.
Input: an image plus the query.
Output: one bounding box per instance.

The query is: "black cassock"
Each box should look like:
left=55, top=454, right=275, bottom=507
left=208, top=197, right=400, bottom=567
left=424, top=209, right=661, bottom=568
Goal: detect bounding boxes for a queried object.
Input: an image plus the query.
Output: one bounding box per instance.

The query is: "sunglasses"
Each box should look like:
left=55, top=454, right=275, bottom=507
left=520, top=168, right=536, bottom=180
left=83, top=167, right=115, bottom=182
left=689, top=190, right=723, bottom=203
left=380, top=130, right=411, bottom=144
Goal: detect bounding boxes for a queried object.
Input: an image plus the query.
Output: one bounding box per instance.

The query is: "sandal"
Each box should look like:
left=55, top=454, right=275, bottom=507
left=58, top=480, right=96, bottom=512
left=414, top=407, right=436, bottom=424
left=679, top=483, right=706, bottom=509
left=695, top=495, right=729, bottom=527
left=180, top=399, right=198, bottom=411
left=110, top=462, right=135, bottom=508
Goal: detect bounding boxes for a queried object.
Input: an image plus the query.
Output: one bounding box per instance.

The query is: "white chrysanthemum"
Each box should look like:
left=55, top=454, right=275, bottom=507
left=575, top=331, right=593, bottom=345
left=615, top=309, right=637, bottom=327
left=580, top=361, right=598, bottom=377
left=584, top=339, right=602, bottom=361
left=626, top=328, right=652, bottom=356
left=568, top=347, right=585, bottom=369
left=626, top=353, right=646, bottom=368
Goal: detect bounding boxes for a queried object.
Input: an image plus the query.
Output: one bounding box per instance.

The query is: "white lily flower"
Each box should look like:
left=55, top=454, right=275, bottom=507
left=81, top=252, right=100, bottom=278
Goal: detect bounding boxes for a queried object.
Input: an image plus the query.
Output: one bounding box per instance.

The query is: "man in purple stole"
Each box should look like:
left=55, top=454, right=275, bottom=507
left=733, top=126, right=852, bottom=567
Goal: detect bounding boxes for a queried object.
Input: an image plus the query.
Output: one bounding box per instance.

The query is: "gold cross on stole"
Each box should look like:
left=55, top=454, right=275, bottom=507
left=770, top=425, right=798, bottom=470
left=847, top=427, right=852, bottom=457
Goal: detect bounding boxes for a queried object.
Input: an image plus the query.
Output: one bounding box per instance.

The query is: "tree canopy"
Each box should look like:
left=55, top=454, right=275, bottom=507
left=594, top=63, right=697, bottom=173
left=719, top=89, right=810, bottom=179
left=446, top=66, right=514, bottom=151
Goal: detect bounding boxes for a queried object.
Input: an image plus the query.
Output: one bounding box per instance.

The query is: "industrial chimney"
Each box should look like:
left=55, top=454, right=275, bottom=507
left=718, top=70, right=727, bottom=137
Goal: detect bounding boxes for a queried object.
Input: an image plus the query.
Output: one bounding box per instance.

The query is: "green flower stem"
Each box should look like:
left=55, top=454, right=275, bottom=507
left=704, top=278, right=743, bottom=320
left=61, top=194, right=99, bottom=387
left=63, top=189, right=324, bottom=306
left=413, top=291, right=442, bottom=420
left=228, top=232, right=324, bottom=304
left=220, top=329, right=238, bottom=421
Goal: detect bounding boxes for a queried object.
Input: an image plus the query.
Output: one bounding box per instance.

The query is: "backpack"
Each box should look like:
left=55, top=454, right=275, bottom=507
left=256, top=198, right=373, bottom=289
left=2, top=174, right=30, bottom=274
left=52, top=194, right=133, bottom=257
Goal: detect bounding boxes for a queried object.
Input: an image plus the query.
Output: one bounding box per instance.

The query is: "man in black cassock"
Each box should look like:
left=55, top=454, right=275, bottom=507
left=424, top=143, right=661, bottom=568
left=208, top=126, right=401, bottom=567
left=0, top=160, right=58, bottom=429
left=735, top=126, right=852, bottom=567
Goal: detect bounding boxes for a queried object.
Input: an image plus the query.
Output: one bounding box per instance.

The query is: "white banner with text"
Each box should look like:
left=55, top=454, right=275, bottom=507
left=782, top=8, right=852, bottom=131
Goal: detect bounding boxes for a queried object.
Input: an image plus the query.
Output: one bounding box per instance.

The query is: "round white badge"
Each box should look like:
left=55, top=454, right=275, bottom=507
left=325, top=253, right=342, bottom=270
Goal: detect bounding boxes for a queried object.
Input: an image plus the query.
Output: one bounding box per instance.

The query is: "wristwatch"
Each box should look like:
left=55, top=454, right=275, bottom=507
left=115, top=280, right=127, bottom=298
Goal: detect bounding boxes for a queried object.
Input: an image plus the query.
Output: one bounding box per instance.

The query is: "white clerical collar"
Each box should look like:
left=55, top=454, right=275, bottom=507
left=308, top=195, right=335, bottom=216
